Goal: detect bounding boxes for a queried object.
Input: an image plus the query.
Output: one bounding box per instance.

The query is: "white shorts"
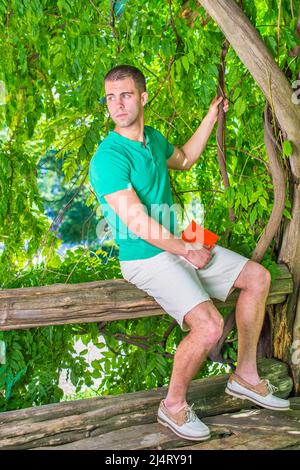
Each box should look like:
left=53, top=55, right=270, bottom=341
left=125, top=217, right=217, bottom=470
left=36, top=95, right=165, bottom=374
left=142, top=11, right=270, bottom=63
left=120, top=245, right=249, bottom=331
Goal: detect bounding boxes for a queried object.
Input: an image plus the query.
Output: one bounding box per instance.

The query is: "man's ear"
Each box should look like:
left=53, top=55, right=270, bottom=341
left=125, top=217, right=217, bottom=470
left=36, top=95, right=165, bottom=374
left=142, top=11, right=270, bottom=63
left=141, top=92, right=148, bottom=107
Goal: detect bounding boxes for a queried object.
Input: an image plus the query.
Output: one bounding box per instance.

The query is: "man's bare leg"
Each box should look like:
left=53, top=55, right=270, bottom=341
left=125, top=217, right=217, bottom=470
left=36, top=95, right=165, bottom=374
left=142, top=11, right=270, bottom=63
left=232, top=261, right=271, bottom=385
left=164, top=301, right=224, bottom=413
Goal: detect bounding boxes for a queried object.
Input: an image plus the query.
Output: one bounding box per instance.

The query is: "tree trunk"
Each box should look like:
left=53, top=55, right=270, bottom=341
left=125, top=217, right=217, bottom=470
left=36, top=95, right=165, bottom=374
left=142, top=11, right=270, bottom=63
left=198, top=0, right=300, bottom=392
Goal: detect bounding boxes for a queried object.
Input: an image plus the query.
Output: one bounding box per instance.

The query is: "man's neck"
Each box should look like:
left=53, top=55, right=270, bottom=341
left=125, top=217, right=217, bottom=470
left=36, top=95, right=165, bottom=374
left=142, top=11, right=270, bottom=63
left=114, top=120, right=145, bottom=143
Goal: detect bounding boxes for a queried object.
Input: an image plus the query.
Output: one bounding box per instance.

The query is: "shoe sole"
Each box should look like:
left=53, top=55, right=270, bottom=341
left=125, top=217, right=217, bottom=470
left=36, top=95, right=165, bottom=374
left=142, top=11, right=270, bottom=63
left=157, top=416, right=211, bottom=441
left=225, top=387, right=290, bottom=411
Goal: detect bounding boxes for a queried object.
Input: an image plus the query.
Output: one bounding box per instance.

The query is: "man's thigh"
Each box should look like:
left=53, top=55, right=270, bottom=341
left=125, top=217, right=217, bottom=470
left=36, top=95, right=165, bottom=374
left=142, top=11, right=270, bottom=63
left=120, top=251, right=211, bottom=331
left=196, top=245, right=249, bottom=302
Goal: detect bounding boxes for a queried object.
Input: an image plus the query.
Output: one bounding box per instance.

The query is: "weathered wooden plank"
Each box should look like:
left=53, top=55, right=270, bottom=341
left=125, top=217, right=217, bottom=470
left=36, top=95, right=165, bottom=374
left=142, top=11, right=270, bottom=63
left=175, top=431, right=300, bottom=450
left=33, top=406, right=300, bottom=450
left=0, top=376, right=239, bottom=450
left=33, top=423, right=191, bottom=450
left=0, top=359, right=292, bottom=450
left=0, top=264, right=293, bottom=331
left=34, top=414, right=300, bottom=451
left=31, top=403, right=300, bottom=450
left=290, top=397, right=300, bottom=410
left=33, top=421, right=241, bottom=450
left=175, top=407, right=300, bottom=450
left=204, top=408, right=300, bottom=434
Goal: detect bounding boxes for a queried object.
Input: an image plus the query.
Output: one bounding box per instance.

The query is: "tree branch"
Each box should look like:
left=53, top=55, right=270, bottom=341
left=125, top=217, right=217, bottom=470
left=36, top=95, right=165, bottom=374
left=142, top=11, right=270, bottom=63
left=251, top=104, right=286, bottom=262
left=216, top=38, right=235, bottom=223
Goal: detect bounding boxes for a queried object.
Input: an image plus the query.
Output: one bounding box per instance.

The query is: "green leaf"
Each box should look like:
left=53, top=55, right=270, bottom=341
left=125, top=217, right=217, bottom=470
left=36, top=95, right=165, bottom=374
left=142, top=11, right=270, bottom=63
left=86, top=193, right=95, bottom=207
left=283, top=208, right=292, bottom=220
left=53, top=53, right=64, bottom=68
left=250, top=208, right=257, bottom=225
left=175, top=60, right=181, bottom=76
left=181, top=56, right=189, bottom=73
left=207, top=63, right=219, bottom=77
left=264, top=35, right=277, bottom=57
left=232, top=87, right=241, bottom=101
left=228, top=348, right=237, bottom=361
left=259, top=197, right=268, bottom=209
left=47, top=253, right=61, bottom=269
left=79, top=349, right=88, bottom=356
left=234, top=97, right=247, bottom=117
left=187, top=50, right=195, bottom=64
left=225, top=186, right=235, bottom=207
left=241, top=194, right=248, bottom=209
left=91, top=370, right=102, bottom=378
left=282, top=140, right=293, bottom=157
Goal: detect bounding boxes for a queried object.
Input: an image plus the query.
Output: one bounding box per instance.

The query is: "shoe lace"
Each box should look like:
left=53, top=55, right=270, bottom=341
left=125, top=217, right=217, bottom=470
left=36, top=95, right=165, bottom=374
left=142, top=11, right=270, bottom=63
left=184, top=403, right=198, bottom=423
left=264, top=379, right=278, bottom=394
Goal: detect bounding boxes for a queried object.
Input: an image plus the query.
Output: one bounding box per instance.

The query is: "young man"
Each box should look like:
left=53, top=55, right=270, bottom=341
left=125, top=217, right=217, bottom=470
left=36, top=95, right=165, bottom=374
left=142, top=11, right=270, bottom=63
left=89, top=65, right=289, bottom=442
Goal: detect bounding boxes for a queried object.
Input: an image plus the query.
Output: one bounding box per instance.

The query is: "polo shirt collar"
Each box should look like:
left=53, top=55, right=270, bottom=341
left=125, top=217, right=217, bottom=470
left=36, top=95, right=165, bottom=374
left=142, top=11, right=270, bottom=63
left=109, top=127, right=150, bottom=149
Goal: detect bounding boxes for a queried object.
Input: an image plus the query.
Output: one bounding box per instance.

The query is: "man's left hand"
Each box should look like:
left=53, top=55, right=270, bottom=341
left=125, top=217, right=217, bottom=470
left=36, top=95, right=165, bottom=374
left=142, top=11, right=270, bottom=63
left=207, top=96, right=229, bottom=122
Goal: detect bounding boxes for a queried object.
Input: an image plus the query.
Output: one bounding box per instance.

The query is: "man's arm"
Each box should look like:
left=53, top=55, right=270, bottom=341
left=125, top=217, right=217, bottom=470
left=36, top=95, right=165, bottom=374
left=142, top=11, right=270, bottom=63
left=166, top=146, right=191, bottom=171
left=104, top=188, right=189, bottom=255
left=104, top=188, right=213, bottom=268
left=167, top=96, right=229, bottom=171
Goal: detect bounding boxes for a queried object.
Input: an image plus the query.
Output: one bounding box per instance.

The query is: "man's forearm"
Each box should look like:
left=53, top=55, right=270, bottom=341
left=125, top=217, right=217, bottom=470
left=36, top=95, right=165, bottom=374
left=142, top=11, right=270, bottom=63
left=128, top=211, right=190, bottom=256
left=182, top=112, right=217, bottom=168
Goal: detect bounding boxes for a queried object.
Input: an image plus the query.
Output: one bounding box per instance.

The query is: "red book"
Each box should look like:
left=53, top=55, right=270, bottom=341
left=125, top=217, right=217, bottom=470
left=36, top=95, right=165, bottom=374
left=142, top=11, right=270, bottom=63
left=181, top=219, right=219, bottom=249
left=180, top=220, right=219, bottom=269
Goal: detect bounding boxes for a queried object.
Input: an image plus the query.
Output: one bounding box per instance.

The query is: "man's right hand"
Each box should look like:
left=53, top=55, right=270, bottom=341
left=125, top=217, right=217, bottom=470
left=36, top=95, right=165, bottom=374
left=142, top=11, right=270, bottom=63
left=183, top=244, right=213, bottom=269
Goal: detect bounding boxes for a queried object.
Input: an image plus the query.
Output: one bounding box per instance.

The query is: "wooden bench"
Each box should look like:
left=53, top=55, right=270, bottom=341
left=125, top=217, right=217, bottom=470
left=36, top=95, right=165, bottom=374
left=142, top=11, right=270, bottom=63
left=0, top=264, right=293, bottom=331
left=0, top=358, right=297, bottom=450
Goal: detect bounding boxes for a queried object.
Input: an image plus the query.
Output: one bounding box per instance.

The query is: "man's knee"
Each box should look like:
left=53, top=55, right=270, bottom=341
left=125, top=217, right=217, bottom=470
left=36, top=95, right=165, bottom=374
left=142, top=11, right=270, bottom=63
left=249, top=263, right=271, bottom=293
left=237, top=261, right=271, bottom=294
left=204, top=318, right=224, bottom=346
left=184, top=301, right=224, bottom=346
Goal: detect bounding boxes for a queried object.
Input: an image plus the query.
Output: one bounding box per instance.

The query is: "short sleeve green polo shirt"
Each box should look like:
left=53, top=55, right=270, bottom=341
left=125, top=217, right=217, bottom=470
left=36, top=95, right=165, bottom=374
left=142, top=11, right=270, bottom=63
left=89, top=125, right=180, bottom=261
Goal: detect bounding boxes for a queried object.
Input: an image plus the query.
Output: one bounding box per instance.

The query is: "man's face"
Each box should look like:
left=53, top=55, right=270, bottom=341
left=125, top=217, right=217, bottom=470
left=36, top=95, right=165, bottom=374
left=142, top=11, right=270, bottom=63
left=104, top=77, right=147, bottom=128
